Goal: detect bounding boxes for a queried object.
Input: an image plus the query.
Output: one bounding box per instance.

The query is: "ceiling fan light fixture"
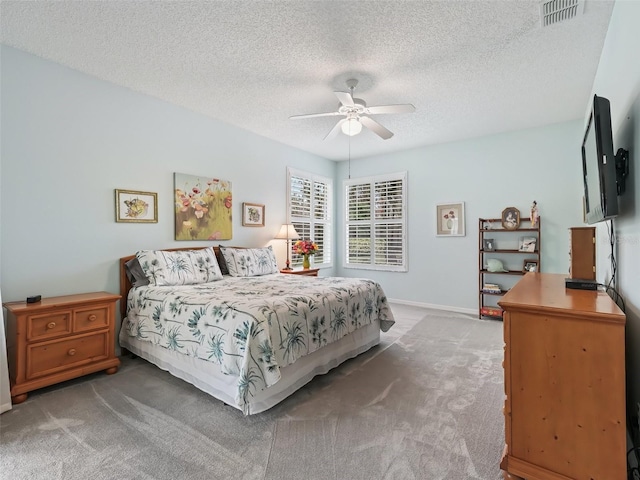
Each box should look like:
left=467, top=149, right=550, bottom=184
left=341, top=118, right=362, bottom=136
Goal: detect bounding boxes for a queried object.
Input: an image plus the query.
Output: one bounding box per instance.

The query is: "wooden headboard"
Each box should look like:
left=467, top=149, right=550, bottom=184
left=119, top=246, right=231, bottom=319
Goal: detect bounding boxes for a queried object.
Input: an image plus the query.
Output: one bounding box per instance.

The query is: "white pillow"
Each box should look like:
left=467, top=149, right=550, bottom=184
left=220, top=246, right=279, bottom=277
left=136, top=247, right=223, bottom=286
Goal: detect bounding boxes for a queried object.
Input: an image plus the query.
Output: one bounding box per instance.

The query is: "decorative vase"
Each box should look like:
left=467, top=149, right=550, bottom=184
left=302, top=254, right=310, bottom=269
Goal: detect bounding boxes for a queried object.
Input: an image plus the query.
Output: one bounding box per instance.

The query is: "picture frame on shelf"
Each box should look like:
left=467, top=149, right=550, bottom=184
left=523, top=259, right=538, bottom=272
left=242, top=202, right=265, bottom=227
left=436, top=202, right=465, bottom=236
left=518, top=236, right=537, bottom=252
left=115, top=189, right=158, bottom=223
left=501, top=207, right=520, bottom=230
left=483, top=238, right=495, bottom=251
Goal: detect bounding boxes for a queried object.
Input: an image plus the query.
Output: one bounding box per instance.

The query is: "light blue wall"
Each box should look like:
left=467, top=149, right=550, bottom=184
left=0, top=46, right=336, bottom=304
left=589, top=0, right=640, bottom=422
left=335, top=120, right=584, bottom=312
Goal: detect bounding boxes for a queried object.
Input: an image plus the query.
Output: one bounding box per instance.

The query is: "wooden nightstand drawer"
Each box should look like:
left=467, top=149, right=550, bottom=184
left=27, top=311, right=72, bottom=341
left=27, top=332, right=109, bottom=380
left=74, top=305, right=109, bottom=332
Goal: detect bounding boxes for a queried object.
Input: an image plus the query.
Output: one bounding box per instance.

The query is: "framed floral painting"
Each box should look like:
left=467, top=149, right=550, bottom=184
left=174, top=173, right=232, bottom=240
left=242, top=202, right=265, bottom=227
left=436, top=202, right=465, bottom=236
left=115, top=189, right=157, bottom=223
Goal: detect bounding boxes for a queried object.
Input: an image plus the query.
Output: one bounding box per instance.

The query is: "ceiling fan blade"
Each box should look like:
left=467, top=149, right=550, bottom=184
left=289, top=111, right=341, bottom=120
left=334, top=91, right=354, bottom=107
left=365, top=104, right=416, bottom=115
left=360, top=116, right=394, bottom=140
left=324, top=119, right=346, bottom=140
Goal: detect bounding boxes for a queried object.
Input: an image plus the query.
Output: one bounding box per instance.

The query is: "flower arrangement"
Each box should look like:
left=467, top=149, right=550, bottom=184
left=292, top=239, right=318, bottom=256
left=443, top=209, right=456, bottom=229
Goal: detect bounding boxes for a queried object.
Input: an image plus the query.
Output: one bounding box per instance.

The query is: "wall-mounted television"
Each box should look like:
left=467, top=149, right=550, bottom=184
left=581, top=94, right=618, bottom=224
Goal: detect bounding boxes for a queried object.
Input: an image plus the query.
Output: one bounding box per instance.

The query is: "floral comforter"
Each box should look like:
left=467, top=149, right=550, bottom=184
left=121, top=274, right=394, bottom=413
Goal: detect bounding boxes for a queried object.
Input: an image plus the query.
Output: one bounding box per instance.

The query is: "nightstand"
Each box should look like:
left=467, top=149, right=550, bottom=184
left=4, top=291, right=121, bottom=404
left=280, top=268, right=320, bottom=277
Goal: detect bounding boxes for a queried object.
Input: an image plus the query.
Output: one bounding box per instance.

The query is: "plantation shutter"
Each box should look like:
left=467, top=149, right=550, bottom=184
left=345, top=172, right=407, bottom=271
left=287, top=168, right=333, bottom=267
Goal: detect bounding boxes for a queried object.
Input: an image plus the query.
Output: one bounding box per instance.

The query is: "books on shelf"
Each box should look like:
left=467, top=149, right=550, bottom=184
left=480, top=306, right=504, bottom=317
left=482, top=283, right=502, bottom=293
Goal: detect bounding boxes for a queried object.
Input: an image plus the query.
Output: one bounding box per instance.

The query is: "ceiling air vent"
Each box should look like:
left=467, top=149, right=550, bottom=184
left=540, top=0, right=584, bottom=26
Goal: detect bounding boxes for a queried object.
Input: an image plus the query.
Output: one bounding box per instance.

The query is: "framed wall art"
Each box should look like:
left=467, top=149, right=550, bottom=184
left=242, top=202, right=265, bottom=227
left=436, top=202, right=465, bottom=236
left=174, top=173, right=232, bottom=240
left=115, top=189, right=157, bottom=223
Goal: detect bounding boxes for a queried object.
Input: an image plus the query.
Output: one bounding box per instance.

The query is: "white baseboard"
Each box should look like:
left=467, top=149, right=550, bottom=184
left=388, top=298, right=477, bottom=316
left=0, top=401, right=12, bottom=414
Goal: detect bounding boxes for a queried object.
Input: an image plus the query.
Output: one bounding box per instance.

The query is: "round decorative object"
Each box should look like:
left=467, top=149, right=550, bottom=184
left=501, top=207, right=521, bottom=230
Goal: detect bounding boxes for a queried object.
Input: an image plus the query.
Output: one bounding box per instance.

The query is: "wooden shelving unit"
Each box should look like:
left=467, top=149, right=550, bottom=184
left=478, top=217, right=541, bottom=319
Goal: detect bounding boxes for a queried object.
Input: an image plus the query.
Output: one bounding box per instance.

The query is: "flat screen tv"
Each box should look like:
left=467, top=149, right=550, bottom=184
left=581, top=94, right=618, bottom=224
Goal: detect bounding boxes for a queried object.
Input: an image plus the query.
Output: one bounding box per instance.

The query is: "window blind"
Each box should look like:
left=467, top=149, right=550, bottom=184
left=345, top=172, right=407, bottom=271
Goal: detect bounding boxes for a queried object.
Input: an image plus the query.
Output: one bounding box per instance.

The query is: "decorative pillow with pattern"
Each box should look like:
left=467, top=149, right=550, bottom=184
left=136, top=248, right=223, bottom=286
left=220, top=246, right=279, bottom=277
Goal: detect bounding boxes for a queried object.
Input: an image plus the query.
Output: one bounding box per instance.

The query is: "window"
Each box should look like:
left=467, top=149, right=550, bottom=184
left=345, top=172, right=407, bottom=271
left=287, top=168, right=333, bottom=267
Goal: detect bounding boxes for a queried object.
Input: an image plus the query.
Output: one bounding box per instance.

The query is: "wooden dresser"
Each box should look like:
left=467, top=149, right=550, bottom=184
left=4, top=292, right=121, bottom=404
left=498, top=273, right=626, bottom=479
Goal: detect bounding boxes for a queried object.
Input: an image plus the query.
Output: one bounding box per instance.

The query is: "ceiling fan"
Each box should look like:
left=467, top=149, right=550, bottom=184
left=289, top=79, right=415, bottom=140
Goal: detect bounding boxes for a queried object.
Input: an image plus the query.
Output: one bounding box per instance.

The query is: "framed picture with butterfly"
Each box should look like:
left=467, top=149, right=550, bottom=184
left=115, top=189, right=158, bottom=223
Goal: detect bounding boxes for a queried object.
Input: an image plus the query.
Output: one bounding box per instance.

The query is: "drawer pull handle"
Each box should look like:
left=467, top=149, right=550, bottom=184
left=88, top=314, right=97, bottom=322
left=67, top=349, right=76, bottom=356
left=47, top=322, right=56, bottom=330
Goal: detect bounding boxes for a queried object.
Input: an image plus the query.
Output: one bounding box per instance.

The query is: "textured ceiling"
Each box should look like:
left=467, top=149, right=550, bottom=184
left=0, top=1, right=614, bottom=161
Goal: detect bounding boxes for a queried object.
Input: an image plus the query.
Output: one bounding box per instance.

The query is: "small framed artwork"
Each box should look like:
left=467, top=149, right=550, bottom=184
left=115, top=189, right=158, bottom=223
left=501, top=207, right=520, bottom=230
left=436, top=202, right=465, bottom=236
left=483, top=238, right=495, bottom=251
left=242, top=202, right=265, bottom=227
left=518, top=236, right=537, bottom=252
left=523, top=259, right=538, bottom=272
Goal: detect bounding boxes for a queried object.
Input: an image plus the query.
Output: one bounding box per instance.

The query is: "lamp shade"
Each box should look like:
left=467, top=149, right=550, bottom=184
left=275, top=224, right=300, bottom=240
left=341, top=118, right=362, bottom=136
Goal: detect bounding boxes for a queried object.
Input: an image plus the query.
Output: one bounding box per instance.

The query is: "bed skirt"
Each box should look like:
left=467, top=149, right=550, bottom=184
left=119, top=319, right=381, bottom=414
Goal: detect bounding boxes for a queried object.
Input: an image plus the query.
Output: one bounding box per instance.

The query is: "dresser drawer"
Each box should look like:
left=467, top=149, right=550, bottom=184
left=26, top=332, right=109, bottom=379
left=27, top=310, right=72, bottom=341
left=74, top=305, right=109, bottom=332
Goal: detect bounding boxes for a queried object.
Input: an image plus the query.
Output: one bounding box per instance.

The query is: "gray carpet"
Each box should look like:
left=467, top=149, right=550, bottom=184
left=0, top=307, right=505, bottom=480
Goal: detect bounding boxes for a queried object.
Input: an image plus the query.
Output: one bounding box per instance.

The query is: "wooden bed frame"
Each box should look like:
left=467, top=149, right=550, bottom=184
left=119, top=245, right=233, bottom=319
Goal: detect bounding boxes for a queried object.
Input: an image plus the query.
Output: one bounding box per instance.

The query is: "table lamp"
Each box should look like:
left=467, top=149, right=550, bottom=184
left=275, top=224, right=300, bottom=270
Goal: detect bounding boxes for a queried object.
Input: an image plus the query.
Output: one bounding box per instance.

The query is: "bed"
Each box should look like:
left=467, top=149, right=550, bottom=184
left=118, top=246, right=394, bottom=414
